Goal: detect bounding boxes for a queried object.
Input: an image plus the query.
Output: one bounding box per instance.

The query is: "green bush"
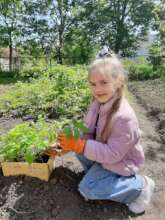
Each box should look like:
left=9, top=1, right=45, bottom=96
left=18, top=63, right=87, bottom=80
left=19, top=66, right=46, bottom=78
left=159, top=67, right=165, bottom=80
left=124, top=58, right=155, bottom=80
left=148, top=43, right=165, bottom=71
left=0, top=65, right=90, bottom=119
left=129, top=63, right=153, bottom=80
left=0, top=70, right=19, bottom=77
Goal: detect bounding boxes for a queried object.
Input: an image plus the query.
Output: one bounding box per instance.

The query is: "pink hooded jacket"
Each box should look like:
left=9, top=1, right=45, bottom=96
left=83, top=96, right=145, bottom=176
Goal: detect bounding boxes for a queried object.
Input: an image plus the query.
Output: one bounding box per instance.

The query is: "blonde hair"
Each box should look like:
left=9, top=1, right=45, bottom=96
left=88, top=55, right=126, bottom=143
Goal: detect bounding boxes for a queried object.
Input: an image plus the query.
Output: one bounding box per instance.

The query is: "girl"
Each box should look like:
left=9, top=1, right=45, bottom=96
left=57, top=49, right=155, bottom=214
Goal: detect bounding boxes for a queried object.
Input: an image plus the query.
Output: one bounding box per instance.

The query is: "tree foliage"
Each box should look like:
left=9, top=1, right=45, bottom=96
left=0, top=0, right=23, bottom=70
left=79, top=0, right=154, bottom=56
left=152, top=0, right=165, bottom=46
left=0, top=0, right=156, bottom=63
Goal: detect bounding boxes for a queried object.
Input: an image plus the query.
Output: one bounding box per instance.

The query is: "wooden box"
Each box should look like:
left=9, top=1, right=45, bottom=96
left=1, top=158, right=55, bottom=181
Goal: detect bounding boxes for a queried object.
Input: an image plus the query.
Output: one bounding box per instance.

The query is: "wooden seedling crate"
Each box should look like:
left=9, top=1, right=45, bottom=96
left=1, top=158, right=55, bottom=181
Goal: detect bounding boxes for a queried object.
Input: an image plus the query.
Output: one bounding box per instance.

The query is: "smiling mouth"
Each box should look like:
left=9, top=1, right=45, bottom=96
left=97, top=94, right=106, bottom=97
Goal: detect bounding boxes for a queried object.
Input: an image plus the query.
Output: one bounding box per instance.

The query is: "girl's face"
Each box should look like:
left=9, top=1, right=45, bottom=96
left=89, top=71, right=118, bottom=104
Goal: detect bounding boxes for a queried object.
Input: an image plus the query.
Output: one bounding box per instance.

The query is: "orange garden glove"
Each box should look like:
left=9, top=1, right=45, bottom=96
left=57, top=133, right=86, bottom=154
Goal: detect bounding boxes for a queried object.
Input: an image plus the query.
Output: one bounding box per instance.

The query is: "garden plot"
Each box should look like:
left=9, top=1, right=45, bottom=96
left=0, top=79, right=165, bottom=219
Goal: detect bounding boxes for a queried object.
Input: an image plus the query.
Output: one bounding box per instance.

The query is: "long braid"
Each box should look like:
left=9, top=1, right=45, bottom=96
left=99, top=86, right=124, bottom=143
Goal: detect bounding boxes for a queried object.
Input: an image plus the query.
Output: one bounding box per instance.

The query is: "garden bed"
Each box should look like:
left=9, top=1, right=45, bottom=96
left=128, top=79, right=165, bottom=144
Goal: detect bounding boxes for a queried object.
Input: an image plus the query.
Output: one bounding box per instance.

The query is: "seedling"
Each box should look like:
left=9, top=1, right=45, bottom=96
left=63, top=120, right=89, bottom=139
left=0, top=117, right=89, bottom=164
left=0, top=117, right=57, bottom=164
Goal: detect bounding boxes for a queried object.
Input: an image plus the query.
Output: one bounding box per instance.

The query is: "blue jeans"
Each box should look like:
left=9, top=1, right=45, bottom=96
left=77, top=154, right=143, bottom=205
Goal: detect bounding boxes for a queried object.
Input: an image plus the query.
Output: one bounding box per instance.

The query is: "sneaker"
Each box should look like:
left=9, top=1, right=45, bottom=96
left=128, top=176, right=155, bottom=214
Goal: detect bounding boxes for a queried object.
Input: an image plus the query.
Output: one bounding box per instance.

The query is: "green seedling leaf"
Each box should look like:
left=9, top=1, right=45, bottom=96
left=73, top=128, right=80, bottom=140
left=63, top=126, right=72, bottom=137
left=25, top=151, right=35, bottom=164
left=6, top=148, right=17, bottom=160
left=79, top=123, right=90, bottom=133
left=73, top=120, right=89, bottom=133
left=73, top=120, right=80, bottom=128
left=73, top=120, right=82, bottom=128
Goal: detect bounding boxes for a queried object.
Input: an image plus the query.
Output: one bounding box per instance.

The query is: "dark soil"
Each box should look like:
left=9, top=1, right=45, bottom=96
left=0, top=80, right=165, bottom=220
left=128, top=79, right=165, bottom=145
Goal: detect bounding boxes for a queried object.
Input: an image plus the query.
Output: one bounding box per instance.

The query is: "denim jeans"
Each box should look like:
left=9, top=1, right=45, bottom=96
left=77, top=154, right=143, bottom=205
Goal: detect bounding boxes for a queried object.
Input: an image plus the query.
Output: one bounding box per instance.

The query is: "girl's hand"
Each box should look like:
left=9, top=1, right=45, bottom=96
left=57, top=133, right=86, bottom=154
left=43, top=148, right=58, bottom=158
left=43, top=142, right=66, bottom=158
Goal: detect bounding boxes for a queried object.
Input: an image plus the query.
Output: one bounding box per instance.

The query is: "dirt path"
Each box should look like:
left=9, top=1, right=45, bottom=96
left=127, top=92, right=165, bottom=220
left=0, top=85, right=14, bottom=96
left=0, top=85, right=165, bottom=220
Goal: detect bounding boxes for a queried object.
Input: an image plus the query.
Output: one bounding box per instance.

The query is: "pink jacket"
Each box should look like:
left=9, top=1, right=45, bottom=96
left=83, top=96, right=145, bottom=176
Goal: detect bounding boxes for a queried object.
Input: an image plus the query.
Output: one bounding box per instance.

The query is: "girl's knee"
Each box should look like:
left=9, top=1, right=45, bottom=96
left=79, top=174, right=103, bottom=200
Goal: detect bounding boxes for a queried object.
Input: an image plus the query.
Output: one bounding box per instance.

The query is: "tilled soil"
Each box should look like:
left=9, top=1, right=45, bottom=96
left=128, top=79, right=165, bottom=145
left=0, top=81, right=165, bottom=220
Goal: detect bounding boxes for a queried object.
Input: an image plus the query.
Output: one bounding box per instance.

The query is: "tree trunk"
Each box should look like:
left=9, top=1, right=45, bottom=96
left=57, top=1, right=64, bottom=65
left=9, top=33, right=13, bottom=72
left=57, top=47, right=63, bottom=64
left=57, top=31, right=63, bottom=64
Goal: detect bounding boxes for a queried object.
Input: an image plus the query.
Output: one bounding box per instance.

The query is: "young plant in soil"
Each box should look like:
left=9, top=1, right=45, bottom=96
left=0, top=117, right=89, bottom=164
left=0, top=117, right=57, bottom=164
left=63, top=120, right=89, bottom=139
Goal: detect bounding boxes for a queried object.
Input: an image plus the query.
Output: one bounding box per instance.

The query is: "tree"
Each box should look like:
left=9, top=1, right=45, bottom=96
left=149, top=0, right=165, bottom=69
left=19, top=0, right=51, bottom=63
left=152, top=0, right=165, bottom=47
left=79, top=0, right=154, bottom=56
left=47, top=0, right=83, bottom=64
left=63, top=28, right=94, bottom=65
left=21, top=0, right=85, bottom=64
left=0, top=0, right=23, bottom=71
